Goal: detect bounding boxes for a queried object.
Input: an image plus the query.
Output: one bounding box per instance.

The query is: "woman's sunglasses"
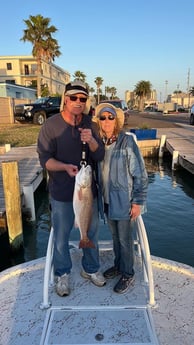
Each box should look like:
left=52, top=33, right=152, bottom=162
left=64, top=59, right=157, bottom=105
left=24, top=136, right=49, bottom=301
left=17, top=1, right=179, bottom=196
left=99, top=115, right=116, bottom=121
left=68, top=95, right=87, bottom=103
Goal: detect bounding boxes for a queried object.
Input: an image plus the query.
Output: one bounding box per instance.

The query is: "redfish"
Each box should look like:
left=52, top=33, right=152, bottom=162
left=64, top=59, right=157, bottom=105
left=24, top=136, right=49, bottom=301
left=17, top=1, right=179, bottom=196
left=73, top=164, right=95, bottom=248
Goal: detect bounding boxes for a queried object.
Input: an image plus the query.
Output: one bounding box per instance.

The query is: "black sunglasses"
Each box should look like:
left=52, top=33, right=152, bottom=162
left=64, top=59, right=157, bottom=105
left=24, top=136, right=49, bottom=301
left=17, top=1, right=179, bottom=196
left=68, top=95, right=87, bottom=103
left=99, top=114, right=116, bottom=121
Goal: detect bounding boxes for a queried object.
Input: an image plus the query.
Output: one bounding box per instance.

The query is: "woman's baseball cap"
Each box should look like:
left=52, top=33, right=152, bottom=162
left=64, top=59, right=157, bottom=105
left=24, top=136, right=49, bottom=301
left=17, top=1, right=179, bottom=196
left=94, top=103, right=124, bottom=129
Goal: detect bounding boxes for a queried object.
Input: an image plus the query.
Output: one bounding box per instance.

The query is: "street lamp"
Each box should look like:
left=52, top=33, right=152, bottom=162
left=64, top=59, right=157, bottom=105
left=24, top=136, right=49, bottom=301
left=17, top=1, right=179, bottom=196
left=176, top=84, right=179, bottom=106
left=165, top=80, right=168, bottom=102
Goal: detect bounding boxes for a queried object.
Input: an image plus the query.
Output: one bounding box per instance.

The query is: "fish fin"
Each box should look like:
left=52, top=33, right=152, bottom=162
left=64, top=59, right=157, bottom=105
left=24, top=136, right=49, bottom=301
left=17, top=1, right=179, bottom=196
left=79, top=239, right=95, bottom=249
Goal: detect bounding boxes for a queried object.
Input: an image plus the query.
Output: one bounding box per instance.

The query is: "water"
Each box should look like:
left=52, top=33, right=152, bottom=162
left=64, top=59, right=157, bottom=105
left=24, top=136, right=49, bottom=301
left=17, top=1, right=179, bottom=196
left=143, top=158, right=194, bottom=266
left=1, top=157, right=194, bottom=271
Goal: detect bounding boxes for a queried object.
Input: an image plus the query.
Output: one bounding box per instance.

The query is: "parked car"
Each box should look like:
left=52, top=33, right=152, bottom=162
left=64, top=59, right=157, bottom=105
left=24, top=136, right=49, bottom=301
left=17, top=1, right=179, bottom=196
left=14, top=96, right=61, bottom=125
left=177, top=105, right=186, bottom=112
left=99, top=99, right=130, bottom=125
left=189, top=104, right=194, bottom=125
left=144, top=106, right=158, bottom=112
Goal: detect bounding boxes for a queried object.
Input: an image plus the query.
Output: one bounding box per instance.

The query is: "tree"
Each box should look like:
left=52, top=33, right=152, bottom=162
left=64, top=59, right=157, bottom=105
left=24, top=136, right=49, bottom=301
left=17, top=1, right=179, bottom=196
left=94, top=77, right=103, bottom=104
left=134, top=80, right=152, bottom=111
left=110, top=86, right=117, bottom=99
left=41, top=83, right=50, bottom=97
left=89, top=87, right=95, bottom=96
left=21, top=14, right=60, bottom=98
left=189, top=86, right=194, bottom=96
left=104, top=86, right=110, bottom=99
left=44, top=37, right=61, bottom=94
left=28, top=80, right=37, bottom=90
left=73, top=71, right=86, bottom=82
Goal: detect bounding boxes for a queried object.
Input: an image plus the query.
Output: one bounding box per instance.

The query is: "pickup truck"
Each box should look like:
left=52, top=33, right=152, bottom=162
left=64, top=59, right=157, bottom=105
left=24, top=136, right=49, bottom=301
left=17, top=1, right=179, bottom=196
left=14, top=96, right=61, bottom=125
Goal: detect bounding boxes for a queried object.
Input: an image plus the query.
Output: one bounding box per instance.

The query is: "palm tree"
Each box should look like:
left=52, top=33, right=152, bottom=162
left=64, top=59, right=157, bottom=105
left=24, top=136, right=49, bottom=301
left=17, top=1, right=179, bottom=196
left=89, top=87, right=95, bottom=96
left=110, top=87, right=117, bottom=99
left=173, top=90, right=182, bottom=94
left=21, top=14, right=60, bottom=98
left=73, top=71, right=86, bottom=82
left=44, top=37, right=61, bottom=94
left=94, top=77, right=103, bottom=104
left=104, top=86, right=108, bottom=98
left=134, top=80, right=152, bottom=111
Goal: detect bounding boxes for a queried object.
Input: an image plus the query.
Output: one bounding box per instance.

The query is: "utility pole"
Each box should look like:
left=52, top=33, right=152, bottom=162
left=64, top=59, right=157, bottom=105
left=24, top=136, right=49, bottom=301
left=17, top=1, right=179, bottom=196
left=187, top=68, right=190, bottom=109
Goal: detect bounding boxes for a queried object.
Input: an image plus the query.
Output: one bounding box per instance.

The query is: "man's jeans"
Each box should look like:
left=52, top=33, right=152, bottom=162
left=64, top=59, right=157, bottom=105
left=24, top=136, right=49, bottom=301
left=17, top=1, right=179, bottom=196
left=50, top=197, right=100, bottom=277
left=107, top=218, right=134, bottom=277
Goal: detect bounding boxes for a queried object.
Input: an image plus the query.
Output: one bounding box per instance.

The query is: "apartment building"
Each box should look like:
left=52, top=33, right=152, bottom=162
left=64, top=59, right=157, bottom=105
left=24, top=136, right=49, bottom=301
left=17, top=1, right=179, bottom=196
left=125, top=89, right=157, bottom=109
left=170, top=92, right=194, bottom=108
left=0, top=55, right=70, bottom=95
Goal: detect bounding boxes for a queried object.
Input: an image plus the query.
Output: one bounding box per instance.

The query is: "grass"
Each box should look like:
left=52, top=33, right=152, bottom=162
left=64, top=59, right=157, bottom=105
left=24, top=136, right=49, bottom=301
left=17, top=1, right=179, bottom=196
left=0, top=123, right=41, bottom=147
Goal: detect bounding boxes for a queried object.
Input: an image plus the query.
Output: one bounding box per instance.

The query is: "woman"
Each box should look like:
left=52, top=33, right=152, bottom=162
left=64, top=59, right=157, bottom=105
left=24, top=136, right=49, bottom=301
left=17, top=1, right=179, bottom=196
left=93, top=103, right=148, bottom=294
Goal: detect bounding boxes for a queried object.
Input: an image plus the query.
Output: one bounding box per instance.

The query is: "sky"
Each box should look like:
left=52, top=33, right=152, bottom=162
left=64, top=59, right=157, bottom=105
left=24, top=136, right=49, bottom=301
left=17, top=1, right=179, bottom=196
left=1, top=0, right=194, bottom=100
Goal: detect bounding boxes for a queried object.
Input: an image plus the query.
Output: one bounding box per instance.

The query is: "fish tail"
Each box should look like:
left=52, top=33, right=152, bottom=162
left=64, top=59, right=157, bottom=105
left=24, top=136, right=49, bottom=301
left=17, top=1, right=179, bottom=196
left=79, top=239, right=95, bottom=249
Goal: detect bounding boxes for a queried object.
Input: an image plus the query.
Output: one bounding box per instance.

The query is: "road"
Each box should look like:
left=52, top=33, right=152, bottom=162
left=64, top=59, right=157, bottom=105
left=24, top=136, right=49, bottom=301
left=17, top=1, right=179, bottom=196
left=126, top=111, right=190, bottom=129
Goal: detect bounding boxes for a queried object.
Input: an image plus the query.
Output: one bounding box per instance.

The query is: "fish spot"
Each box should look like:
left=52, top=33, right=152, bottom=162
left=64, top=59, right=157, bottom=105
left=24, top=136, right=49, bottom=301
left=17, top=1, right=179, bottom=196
left=95, top=333, right=104, bottom=341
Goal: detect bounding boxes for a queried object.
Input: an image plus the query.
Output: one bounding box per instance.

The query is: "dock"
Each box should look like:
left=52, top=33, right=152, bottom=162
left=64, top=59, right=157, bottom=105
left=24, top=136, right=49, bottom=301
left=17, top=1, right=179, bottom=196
left=157, top=124, right=194, bottom=174
left=0, top=145, right=43, bottom=225
left=136, top=124, right=194, bottom=174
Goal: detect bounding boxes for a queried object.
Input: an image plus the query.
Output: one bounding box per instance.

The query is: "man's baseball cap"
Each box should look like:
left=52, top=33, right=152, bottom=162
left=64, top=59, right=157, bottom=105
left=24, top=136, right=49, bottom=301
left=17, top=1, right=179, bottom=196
left=64, top=80, right=89, bottom=96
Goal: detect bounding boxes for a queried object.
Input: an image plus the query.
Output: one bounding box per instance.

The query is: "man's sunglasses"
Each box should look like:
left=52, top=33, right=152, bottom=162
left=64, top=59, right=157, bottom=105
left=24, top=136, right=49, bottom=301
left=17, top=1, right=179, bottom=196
left=68, top=95, right=87, bottom=103
left=99, top=115, right=116, bottom=121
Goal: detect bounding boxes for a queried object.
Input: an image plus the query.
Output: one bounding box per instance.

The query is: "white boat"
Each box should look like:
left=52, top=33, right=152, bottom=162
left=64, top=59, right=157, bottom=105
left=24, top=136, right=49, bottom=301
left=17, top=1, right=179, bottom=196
left=0, top=216, right=193, bottom=345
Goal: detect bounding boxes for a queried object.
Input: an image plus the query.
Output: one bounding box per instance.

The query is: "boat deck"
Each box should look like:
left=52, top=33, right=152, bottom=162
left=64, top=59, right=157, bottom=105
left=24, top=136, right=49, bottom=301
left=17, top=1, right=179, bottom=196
left=0, top=244, right=156, bottom=345
left=0, top=241, right=194, bottom=345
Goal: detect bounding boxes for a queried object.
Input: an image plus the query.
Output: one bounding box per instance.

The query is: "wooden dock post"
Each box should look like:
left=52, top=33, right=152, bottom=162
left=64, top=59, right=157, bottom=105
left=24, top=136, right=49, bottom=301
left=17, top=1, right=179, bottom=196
left=0, top=144, right=11, bottom=155
left=23, top=185, right=36, bottom=221
left=172, top=150, right=179, bottom=170
left=2, top=161, right=23, bottom=249
left=159, top=135, right=166, bottom=158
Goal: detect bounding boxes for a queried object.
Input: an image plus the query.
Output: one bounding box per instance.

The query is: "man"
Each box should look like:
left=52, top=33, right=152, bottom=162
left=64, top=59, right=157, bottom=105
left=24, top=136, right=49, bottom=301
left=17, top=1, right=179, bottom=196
left=37, top=80, right=106, bottom=297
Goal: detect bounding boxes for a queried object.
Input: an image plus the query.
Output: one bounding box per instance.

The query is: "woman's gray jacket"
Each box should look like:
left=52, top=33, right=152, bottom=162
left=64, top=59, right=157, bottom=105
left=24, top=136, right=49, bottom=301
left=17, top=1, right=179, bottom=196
left=97, top=131, right=148, bottom=220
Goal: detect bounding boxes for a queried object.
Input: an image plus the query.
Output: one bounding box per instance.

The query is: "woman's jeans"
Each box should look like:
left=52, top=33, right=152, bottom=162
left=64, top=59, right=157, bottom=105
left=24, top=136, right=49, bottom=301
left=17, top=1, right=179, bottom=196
left=107, top=218, right=134, bottom=277
left=50, top=197, right=100, bottom=277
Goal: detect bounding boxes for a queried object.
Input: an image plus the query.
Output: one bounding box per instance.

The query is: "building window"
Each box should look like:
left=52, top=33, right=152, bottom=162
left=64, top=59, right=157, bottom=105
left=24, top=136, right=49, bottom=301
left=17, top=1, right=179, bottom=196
left=31, top=64, right=37, bottom=74
left=6, top=80, right=15, bottom=84
left=24, top=65, right=29, bottom=75
left=7, top=63, right=12, bottom=70
left=25, top=80, right=32, bottom=87
left=16, top=92, right=22, bottom=99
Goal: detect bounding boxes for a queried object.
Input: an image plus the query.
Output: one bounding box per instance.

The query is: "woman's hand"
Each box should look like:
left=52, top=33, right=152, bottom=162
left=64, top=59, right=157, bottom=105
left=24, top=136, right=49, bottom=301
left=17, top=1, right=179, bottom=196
left=130, top=204, right=141, bottom=220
